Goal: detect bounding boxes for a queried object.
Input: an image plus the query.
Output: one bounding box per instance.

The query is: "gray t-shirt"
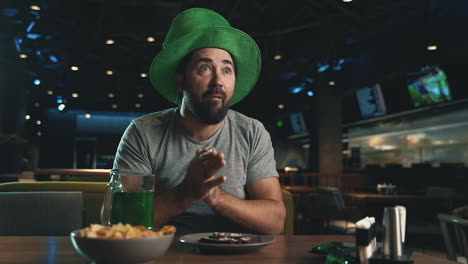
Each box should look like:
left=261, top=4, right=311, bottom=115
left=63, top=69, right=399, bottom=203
left=113, top=107, right=278, bottom=234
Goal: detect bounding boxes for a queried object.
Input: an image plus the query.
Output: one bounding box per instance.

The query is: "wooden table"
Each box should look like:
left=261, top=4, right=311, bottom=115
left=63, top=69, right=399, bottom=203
left=0, top=235, right=454, bottom=263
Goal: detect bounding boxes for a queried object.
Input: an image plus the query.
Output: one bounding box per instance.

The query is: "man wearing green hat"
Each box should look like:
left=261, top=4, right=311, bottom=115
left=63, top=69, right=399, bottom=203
left=113, top=8, right=285, bottom=235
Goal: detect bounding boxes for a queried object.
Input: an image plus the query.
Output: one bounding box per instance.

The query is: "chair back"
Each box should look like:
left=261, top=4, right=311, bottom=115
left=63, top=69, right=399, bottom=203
left=0, top=191, right=83, bottom=235
left=281, top=188, right=294, bottom=235
left=0, top=181, right=107, bottom=226
left=438, top=213, right=468, bottom=263
left=317, top=186, right=345, bottom=211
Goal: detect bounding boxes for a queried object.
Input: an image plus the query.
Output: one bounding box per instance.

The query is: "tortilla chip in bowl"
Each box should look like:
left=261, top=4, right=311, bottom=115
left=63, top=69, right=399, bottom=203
left=70, top=223, right=175, bottom=263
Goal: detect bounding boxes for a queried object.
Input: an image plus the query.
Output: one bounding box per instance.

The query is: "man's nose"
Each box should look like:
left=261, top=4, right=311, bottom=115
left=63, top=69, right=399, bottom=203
left=210, top=69, right=224, bottom=88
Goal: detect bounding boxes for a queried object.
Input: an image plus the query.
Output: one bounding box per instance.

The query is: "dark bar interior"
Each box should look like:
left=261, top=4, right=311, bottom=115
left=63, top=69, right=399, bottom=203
left=1, top=1, right=467, bottom=263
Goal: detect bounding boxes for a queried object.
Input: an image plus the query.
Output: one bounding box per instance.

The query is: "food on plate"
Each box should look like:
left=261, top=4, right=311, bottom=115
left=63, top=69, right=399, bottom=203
left=79, top=223, right=176, bottom=239
left=199, top=232, right=261, bottom=244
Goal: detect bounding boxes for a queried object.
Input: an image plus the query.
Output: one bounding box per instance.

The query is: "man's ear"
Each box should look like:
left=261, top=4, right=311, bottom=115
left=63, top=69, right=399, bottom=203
left=175, top=73, right=184, bottom=97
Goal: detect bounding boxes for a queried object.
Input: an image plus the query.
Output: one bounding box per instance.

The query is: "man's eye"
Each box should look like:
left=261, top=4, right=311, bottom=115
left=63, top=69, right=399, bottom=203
left=200, top=65, right=209, bottom=71
left=224, top=68, right=232, bottom=74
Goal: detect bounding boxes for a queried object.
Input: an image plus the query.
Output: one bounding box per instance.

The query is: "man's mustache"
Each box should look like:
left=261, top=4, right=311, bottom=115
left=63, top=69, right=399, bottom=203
left=202, top=87, right=226, bottom=99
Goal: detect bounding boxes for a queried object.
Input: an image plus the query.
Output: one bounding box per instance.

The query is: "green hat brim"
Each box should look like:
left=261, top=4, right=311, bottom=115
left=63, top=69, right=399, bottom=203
left=149, top=27, right=261, bottom=105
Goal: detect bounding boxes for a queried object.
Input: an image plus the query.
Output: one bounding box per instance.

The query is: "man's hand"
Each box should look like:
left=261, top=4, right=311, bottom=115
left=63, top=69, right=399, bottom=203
left=177, top=147, right=227, bottom=201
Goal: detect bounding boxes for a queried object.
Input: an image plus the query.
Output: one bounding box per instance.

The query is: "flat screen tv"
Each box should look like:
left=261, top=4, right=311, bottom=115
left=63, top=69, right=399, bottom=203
left=288, top=112, right=308, bottom=135
left=356, top=83, right=387, bottom=119
left=407, top=67, right=452, bottom=107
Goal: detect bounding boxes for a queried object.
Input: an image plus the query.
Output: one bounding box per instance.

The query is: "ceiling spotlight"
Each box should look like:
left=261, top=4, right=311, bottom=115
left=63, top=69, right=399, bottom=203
left=140, top=73, right=148, bottom=78
left=34, top=79, right=41, bottom=85
left=329, top=81, right=336, bottom=86
left=273, top=55, right=282, bottom=60
left=71, top=66, right=79, bottom=71
left=25, top=115, right=31, bottom=120
left=36, top=120, right=41, bottom=125
left=72, top=93, right=79, bottom=98
left=30, top=5, right=41, bottom=11
left=277, top=104, right=285, bottom=109
left=36, top=131, right=42, bottom=136
left=146, top=36, right=155, bottom=42
left=111, top=104, right=118, bottom=109
left=20, top=54, right=28, bottom=59
left=106, top=39, right=115, bottom=45
left=427, top=45, right=438, bottom=51
left=137, top=93, right=144, bottom=98
left=307, top=91, right=314, bottom=96
left=85, top=113, right=91, bottom=119
left=47, top=90, right=54, bottom=95
left=34, top=102, right=40, bottom=107
left=58, top=104, right=66, bottom=111
left=135, top=103, right=142, bottom=108
left=342, top=0, right=352, bottom=2
left=106, top=70, right=114, bottom=75
left=107, top=93, right=115, bottom=98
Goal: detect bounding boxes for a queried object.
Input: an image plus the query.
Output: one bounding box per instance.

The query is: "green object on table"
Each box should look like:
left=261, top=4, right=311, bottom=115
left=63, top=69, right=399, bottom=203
left=111, top=190, right=154, bottom=229
left=311, top=242, right=357, bottom=264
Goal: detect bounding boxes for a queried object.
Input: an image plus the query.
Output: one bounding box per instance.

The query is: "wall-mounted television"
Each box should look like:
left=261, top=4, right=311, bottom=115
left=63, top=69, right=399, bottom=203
left=288, top=112, right=308, bottom=135
left=356, top=83, right=387, bottom=119
left=407, top=67, right=452, bottom=107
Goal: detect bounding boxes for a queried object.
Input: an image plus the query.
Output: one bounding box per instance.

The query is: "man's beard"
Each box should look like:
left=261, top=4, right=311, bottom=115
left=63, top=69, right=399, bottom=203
left=184, top=86, right=232, bottom=125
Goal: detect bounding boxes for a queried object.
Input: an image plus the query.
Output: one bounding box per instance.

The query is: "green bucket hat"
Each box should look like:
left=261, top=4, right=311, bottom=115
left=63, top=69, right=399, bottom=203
left=149, top=8, right=261, bottom=105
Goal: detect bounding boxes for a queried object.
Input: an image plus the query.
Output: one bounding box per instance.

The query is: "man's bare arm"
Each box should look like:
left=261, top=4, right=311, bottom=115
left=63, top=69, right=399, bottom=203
left=153, top=147, right=227, bottom=227
left=204, top=177, right=286, bottom=235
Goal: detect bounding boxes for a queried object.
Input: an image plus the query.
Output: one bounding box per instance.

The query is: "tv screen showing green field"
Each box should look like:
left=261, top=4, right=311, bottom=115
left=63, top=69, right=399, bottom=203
left=408, top=68, right=452, bottom=107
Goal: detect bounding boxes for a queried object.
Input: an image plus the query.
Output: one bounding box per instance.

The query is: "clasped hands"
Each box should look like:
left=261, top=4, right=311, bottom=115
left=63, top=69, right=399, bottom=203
left=178, top=147, right=227, bottom=202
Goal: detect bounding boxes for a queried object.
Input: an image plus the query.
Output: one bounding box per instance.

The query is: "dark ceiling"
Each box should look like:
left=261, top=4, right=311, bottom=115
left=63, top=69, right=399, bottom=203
left=1, top=0, right=468, bottom=118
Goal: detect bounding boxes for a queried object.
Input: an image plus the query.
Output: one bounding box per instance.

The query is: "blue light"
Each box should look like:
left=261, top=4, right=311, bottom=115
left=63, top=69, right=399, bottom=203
left=26, top=33, right=41, bottom=40
left=338, top=58, right=345, bottom=65
left=289, top=86, right=304, bottom=94
left=307, top=91, right=314, bottom=96
left=56, top=96, right=63, bottom=104
left=317, top=64, right=329, bottom=72
left=49, top=55, right=58, bottom=63
left=26, top=21, right=36, bottom=32
left=304, top=77, right=314, bottom=84
left=279, top=72, right=297, bottom=80
left=333, top=65, right=342, bottom=71
left=34, top=79, right=41, bottom=85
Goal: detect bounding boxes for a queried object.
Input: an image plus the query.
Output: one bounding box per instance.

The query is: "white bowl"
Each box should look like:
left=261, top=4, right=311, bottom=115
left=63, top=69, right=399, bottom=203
left=70, top=229, right=174, bottom=263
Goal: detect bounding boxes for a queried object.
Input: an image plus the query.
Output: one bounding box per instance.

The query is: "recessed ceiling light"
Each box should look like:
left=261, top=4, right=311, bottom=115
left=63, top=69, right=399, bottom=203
left=85, top=113, right=91, bottom=119
left=20, top=54, right=28, bottom=59
left=36, top=120, right=41, bottom=125
left=427, top=45, right=438, bottom=51
left=342, top=0, right=352, bottom=2
left=137, top=93, right=144, bottom=98
left=329, top=81, right=335, bottom=86
left=25, top=115, right=31, bottom=120
left=140, top=73, right=148, bottom=78
left=106, top=70, right=113, bottom=75
left=135, top=103, right=141, bottom=108
left=30, top=5, right=41, bottom=11
left=146, top=36, right=155, bottom=42
left=278, top=104, right=284, bottom=109
left=273, top=55, right=282, bottom=60
left=58, top=104, right=66, bottom=111
left=106, top=39, right=115, bottom=45
left=71, top=66, right=79, bottom=71
left=111, top=104, right=118, bottom=109
left=47, top=90, right=54, bottom=95
left=34, top=102, right=40, bottom=107
left=72, top=93, right=79, bottom=98
left=107, top=93, right=115, bottom=98
left=36, top=131, right=42, bottom=136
